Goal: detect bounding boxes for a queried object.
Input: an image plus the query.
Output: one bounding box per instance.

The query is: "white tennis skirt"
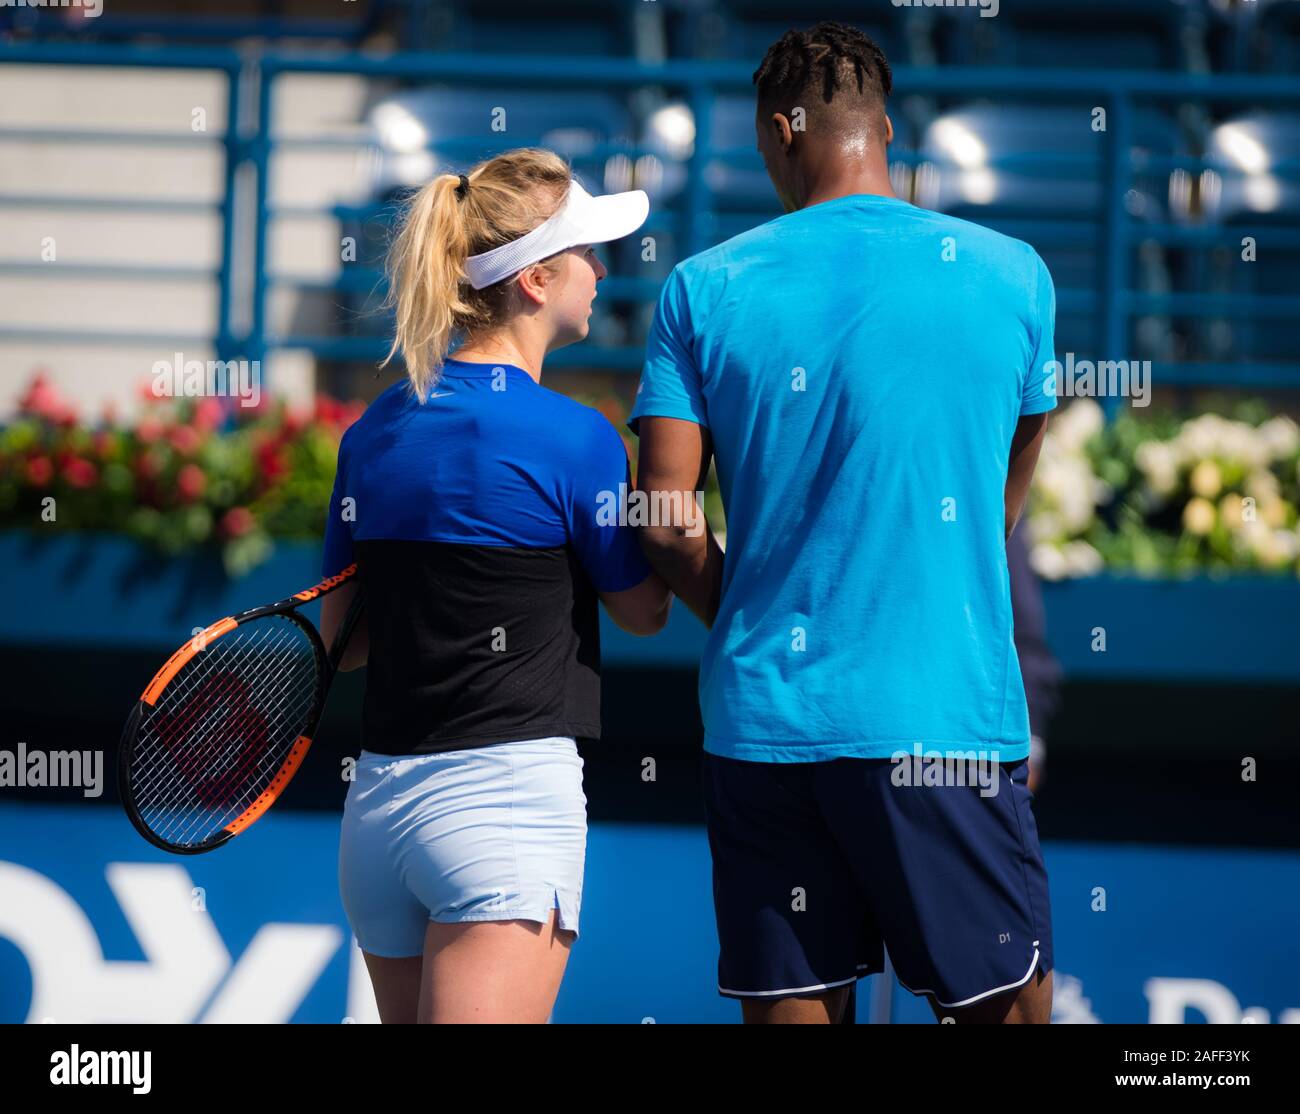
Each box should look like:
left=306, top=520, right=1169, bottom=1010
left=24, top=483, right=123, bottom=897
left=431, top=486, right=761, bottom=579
left=338, top=736, right=587, bottom=958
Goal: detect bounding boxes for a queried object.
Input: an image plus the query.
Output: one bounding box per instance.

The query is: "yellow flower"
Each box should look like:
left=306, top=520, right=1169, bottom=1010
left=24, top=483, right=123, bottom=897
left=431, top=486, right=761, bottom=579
left=1262, top=497, right=1288, bottom=528
left=1189, top=459, right=1222, bottom=498
left=1218, top=493, right=1245, bottom=529
left=1183, top=497, right=1216, bottom=535
left=1245, top=470, right=1280, bottom=501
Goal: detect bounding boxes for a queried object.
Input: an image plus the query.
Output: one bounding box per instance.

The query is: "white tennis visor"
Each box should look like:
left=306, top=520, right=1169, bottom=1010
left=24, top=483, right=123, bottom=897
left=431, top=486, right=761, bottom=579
left=463, top=179, right=650, bottom=290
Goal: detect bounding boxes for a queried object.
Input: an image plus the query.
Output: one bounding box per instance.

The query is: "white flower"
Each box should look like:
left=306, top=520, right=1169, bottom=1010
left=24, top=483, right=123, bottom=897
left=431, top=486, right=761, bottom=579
left=1063, top=487, right=1097, bottom=533
left=1240, top=520, right=1289, bottom=567
left=1258, top=416, right=1300, bottom=461
left=1029, top=543, right=1069, bottom=581
left=1061, top=540, right=1104, bottom=577
left=1245, top=469, right=1280, bottom=501
left=1136, top=440, right=1178, bottom=496
left=1032, top=447, right=1102, bottom=535
left=1027, top=509, right=1063, bottom=544
left=1224, top=423, right=1270, bottom=468
left=1052, top=400, right=1104, bottom=454
left=1175, top=414, right=1225, bottom=462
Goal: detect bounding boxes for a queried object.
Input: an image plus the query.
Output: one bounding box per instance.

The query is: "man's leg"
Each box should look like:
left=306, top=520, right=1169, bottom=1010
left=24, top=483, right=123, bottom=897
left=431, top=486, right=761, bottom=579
left=702, top=752, right=878, bottom=1024
left=742, top=985, right=852, bottom=1024
left=817, top=755, right=1054, bottom=1025
left=930, top=968, right=1053, bottom=1025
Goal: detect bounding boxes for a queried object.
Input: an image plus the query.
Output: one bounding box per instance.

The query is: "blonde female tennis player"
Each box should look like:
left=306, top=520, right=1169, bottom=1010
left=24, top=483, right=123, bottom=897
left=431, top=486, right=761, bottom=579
left=319, top=148, right=671, bottom=1023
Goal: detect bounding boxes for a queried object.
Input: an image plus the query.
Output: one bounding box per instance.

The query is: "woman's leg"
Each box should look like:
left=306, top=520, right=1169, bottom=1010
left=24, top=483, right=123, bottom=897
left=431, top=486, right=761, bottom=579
left=360, top=952, right=423, bottom=1024
left=418, top=910, right=575, bottom=1023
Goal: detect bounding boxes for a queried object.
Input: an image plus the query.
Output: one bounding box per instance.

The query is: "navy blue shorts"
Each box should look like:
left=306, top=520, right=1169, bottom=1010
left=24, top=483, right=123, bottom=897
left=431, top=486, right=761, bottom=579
left=702, top=752, right=1053, bottom=1010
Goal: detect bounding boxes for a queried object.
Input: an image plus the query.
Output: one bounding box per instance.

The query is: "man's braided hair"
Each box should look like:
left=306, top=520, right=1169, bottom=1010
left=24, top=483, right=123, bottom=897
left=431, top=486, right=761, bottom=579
left=752, top=20, right=893, bottom=112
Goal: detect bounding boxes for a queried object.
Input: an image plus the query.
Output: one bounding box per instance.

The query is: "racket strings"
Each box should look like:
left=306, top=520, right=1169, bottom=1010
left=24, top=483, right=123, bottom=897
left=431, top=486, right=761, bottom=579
left=138, top=629, right=317, bottom=846
left=142, top=625, right=316, bottom=839
left=131, top=625, right=308, bottom=804
left=130, top=625, right=305, bottom=809
left=133, top=626, right=302, bottom=800
left=135, top=632, right=312, bottom=844
left=129, top=616, right=322, bottom=848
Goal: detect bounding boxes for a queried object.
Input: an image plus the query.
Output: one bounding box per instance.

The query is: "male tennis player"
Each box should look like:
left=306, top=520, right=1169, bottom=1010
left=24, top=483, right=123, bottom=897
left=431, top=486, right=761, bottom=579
left=630, top=21, right=1056, bottom=1023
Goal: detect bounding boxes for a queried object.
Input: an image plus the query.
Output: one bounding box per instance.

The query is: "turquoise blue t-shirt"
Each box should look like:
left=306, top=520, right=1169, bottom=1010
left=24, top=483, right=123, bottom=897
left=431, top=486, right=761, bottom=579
left=628, top=194, right=1057, bottom=763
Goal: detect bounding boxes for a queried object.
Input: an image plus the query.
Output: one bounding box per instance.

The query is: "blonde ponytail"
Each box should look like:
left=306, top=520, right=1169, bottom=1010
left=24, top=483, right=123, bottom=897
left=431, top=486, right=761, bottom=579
left=382, top=148, right=574, bottom=402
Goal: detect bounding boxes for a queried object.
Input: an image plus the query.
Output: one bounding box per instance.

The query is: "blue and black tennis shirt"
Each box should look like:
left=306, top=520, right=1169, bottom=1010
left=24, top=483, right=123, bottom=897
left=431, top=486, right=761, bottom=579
left=323, top=358, right=652, bottom=756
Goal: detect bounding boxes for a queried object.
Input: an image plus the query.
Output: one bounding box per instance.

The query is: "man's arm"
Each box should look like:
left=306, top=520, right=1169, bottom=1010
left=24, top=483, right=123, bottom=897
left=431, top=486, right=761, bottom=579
left=1006, top=412, right=1049, bottom=540
left=635, top=416, right=726, bottom=628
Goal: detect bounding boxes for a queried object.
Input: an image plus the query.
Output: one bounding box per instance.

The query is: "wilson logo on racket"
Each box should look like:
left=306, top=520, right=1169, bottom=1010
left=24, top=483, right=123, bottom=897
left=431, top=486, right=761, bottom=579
left=152, top=671, right=271, bottom=807
left=118, top=564, right=363, bottom=855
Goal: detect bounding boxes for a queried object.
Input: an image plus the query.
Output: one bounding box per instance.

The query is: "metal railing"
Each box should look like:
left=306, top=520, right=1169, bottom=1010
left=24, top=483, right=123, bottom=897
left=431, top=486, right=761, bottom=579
left=3, top=42, right=1300, bottom=394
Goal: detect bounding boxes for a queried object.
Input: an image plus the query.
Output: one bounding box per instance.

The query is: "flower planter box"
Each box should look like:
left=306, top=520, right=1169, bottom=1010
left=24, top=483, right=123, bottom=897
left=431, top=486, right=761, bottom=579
left=2, top=531, right=1298, bottom=682
left=0, top=531, right=324, bottom=651
left=1039, top=574, right=1300, bottom=684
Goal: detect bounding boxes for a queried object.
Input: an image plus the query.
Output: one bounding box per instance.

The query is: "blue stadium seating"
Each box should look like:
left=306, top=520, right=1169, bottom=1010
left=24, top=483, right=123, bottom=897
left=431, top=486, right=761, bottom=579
left=2, top=0, right=1298, bottom=384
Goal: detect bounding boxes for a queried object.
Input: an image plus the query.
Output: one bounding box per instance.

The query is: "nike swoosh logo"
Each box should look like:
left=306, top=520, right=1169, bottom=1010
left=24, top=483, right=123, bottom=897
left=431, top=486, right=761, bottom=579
left=428, top=391, right=454, bottom=399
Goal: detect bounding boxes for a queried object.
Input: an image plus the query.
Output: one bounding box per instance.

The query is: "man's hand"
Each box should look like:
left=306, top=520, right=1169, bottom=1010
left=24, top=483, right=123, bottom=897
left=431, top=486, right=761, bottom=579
left=635, top=417, right=725, bottom=628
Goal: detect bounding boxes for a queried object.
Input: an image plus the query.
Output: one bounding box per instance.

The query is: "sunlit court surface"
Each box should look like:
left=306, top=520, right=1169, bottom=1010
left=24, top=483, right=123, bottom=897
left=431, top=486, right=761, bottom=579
left=0, top=0, right=1297, bottom=1097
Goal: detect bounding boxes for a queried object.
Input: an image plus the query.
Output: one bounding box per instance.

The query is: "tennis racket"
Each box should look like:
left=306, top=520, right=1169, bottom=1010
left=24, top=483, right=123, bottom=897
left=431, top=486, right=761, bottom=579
left=118, top=563, right=364, bottom=855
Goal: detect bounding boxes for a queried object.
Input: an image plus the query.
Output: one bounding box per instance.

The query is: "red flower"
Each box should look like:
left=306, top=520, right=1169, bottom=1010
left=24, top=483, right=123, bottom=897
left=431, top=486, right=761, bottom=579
left=134, top=451, right=162, bottom=480
left=282, top=407, right=309, bottom=438
left=177, top=463, right=206, bottom=502
left=255, top=440, right=287, bottom=484
left=220, top=506, right=255, bottom=538
left=314, top=396, right=342, bottom=425
left=168, top=425, right=202, bottom=456
left=63, top=457, right=98, bottom=488
left=26, top=455, right=54, bottom=487
left=18, top=374, right=76, bottom=423
left=136, top=417, right=165, bottom=444
left=193, top=398, right=223, bottom=432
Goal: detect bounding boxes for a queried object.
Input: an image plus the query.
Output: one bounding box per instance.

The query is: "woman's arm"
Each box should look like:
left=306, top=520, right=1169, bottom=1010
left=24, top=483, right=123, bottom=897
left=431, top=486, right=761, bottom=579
left=320, top=579, right=369, bottom=671
left=600, top=572, right=673, bottom=636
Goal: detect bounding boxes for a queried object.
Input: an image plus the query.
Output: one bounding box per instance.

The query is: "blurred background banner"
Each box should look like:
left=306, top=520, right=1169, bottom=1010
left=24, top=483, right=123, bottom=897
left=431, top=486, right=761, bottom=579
left=4, top=805, right=1299, bottom=1024
left=1, top=0, right=1299, bottom=1023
